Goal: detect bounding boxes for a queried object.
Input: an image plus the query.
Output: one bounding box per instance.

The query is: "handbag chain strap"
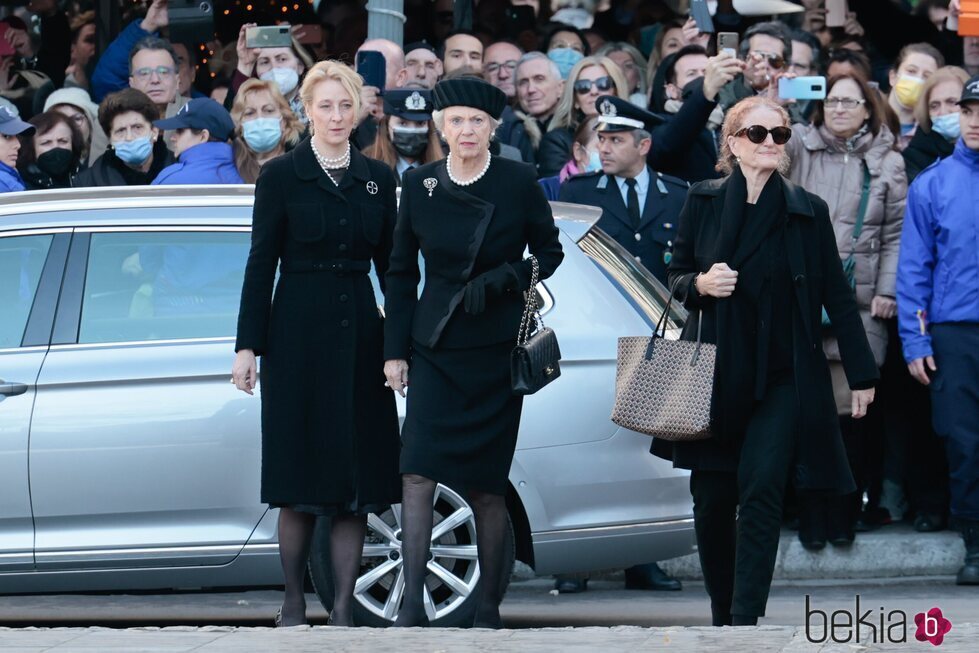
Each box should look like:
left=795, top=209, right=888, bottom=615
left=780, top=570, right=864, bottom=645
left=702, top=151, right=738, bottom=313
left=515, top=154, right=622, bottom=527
left=517, top=256, right=542, bottom=346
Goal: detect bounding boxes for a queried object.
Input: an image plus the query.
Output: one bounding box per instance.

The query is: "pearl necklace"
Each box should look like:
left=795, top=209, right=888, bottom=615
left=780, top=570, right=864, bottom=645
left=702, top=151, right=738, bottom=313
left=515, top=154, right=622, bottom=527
left=446, top=152, right=491, bottom=187
left=311, top=139, right=351, bottom=186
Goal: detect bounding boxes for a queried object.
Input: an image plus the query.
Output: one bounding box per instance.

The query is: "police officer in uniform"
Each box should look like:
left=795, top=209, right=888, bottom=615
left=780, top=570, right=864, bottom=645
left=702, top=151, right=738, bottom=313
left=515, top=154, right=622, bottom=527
left=559, top=95, right=689, bottom=286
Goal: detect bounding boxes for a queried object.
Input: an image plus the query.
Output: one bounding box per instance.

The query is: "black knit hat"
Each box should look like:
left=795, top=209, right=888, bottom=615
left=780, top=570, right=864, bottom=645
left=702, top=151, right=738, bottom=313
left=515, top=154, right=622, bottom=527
left=432, top=78, right=507, bottom=120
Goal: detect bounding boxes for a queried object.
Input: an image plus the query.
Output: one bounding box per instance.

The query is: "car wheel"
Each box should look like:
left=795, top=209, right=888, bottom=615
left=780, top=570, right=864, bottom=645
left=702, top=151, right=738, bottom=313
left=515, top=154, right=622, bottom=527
left=308, top=483, right=515, bottom=627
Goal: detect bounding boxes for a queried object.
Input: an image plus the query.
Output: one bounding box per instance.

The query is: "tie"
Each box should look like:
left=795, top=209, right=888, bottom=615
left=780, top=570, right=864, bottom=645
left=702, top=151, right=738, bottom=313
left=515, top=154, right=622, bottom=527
left=625, top=178, right=641, bottom=229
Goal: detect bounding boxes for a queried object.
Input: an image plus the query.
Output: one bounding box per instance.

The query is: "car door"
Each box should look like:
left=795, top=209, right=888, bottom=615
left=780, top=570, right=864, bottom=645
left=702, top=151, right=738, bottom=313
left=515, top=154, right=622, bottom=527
left=0, top=229, right=69, bottom=576
left=29, top=223, right=267, bottom=570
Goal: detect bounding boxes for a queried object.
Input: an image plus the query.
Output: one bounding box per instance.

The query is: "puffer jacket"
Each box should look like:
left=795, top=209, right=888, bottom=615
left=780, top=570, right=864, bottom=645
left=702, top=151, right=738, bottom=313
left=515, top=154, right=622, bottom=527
left=786, top=122, right=907, bottom=365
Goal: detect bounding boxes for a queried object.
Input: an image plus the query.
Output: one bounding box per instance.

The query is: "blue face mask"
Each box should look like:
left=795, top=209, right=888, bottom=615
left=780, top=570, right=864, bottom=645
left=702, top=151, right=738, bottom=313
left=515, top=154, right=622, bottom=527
left=930, top=112, right=961, bottom=141
left=548, top=47, right=584, bottom=80
left=243, top=117, right=283, bottom=153
left=585, top=150, right=602, bottom=173
left=113, top=136, right=153, bottom=166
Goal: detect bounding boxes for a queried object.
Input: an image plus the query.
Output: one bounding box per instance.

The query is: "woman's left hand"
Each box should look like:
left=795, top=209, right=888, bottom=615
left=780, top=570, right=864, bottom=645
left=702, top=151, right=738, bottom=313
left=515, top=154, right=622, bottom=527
left=870, top=295, right=897, bottom=319
left=851, top=388, right=875, bottom=419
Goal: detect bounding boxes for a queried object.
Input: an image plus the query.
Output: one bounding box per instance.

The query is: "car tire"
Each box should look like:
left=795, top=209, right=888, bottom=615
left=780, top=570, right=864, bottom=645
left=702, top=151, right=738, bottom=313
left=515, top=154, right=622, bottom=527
left=308, top=483, right=515, bottom=627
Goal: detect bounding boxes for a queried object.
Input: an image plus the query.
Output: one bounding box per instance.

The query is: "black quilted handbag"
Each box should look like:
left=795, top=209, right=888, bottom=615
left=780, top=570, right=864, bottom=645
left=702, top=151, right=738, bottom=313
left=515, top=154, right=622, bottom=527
left=511, top=256, right=561, bottom=395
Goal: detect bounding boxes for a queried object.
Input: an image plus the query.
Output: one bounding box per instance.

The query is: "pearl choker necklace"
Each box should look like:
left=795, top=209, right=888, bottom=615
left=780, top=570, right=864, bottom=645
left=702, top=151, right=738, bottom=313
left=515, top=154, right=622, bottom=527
left=311, top=140, right=351, bottom=186
left=446, top=152, right=491, bottom=187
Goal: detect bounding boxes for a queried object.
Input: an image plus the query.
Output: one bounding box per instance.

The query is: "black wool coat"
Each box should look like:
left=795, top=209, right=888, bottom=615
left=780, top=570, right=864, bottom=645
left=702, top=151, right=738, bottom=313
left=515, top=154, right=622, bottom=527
left=651, top=174, right=879, bottom=494
left=235, top=139, right=401, bottom=507
left=384, top=156, right=564, bottom=361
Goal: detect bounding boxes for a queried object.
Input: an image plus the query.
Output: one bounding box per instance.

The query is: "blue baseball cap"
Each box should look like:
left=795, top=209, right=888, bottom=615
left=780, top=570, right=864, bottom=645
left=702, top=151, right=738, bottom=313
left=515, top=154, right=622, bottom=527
left=153, top=98, right=236, bottom=141
left=0, top=105, right=35, bottom=137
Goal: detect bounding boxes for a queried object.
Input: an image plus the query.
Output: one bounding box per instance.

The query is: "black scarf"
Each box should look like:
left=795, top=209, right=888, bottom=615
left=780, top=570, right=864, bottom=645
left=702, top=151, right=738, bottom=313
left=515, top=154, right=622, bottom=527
left=712, top=167, right=788, bottom=442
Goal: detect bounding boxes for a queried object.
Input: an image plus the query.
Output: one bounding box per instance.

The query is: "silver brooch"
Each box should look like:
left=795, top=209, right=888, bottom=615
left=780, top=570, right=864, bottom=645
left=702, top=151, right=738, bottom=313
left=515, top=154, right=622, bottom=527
left=366, top=181, right=378, bottom=195
left=423, top=177, right=438, bottom=197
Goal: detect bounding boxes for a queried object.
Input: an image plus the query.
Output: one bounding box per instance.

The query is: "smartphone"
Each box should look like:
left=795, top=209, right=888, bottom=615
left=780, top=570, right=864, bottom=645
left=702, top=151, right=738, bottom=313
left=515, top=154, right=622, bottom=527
left=168, top=0, right=216, bottom=45
left=505, top=5, right=536, bottom=40
left=779, top=76, right=827, bottom=101
left=246, top=25, right=293, bottom=49
left=718, top=32, right=738, bottom=56
left=296, top=24, right=323, bottom=46
left=356, top=50, right=387, bottom=92
left=690, top=0, right=715, bottom=34
left=826, top=0, right=848, bottom=28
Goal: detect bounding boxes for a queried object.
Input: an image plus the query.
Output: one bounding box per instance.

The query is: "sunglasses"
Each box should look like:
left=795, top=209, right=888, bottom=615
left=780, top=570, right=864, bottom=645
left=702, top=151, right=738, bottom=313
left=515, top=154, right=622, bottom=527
left=748, top=51, right=785, bottom=70
left=573, top=76, right=613, bottom=94
left=735, top=125, right=792, bottom=145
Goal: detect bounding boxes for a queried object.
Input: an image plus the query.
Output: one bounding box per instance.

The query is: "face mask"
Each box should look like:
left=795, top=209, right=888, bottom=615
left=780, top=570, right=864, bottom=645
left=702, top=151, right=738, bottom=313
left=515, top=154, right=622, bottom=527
left=548, top=47, right=584, bottom=80
left=584, top=150, right=602, bottom=173
left=391, top=126, right=429, bottom=158
left=113, top=136, right=154, bottom=166
left=894, top=74, right=925, bottom=109
left=930, top=112, right=961, bottom=141
left=260, top=67, right=300, bottom=96
left=243, top=117, right=283, bottom=153
left=36, top=148, right=74, bottom=177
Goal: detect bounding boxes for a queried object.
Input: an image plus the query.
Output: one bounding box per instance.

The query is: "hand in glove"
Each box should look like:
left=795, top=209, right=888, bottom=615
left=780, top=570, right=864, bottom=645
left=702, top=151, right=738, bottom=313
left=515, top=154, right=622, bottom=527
left=462, top=264, right=518, bottom=315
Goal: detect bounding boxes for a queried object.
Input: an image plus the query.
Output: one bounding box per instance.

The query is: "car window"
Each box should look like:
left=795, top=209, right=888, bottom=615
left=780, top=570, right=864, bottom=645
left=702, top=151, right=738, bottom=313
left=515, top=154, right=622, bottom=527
left=0, top=234, right=54, bottom=349
left=79, top=231, right=250, bottom=344
left=579, top=228, right=686, bottom=331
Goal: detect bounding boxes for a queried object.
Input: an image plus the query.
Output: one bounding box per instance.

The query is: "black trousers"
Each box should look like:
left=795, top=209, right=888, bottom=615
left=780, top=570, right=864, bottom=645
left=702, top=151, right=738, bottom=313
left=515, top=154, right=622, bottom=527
left=931, top=323, right=979, bottom=521
left=691, top=382, right=798, bottom=620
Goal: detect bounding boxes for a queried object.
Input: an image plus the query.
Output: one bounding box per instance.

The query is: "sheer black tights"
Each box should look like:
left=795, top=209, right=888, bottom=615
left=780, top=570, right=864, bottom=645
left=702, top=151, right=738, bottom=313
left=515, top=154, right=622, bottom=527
left=469, top=490, right=508, bottom=629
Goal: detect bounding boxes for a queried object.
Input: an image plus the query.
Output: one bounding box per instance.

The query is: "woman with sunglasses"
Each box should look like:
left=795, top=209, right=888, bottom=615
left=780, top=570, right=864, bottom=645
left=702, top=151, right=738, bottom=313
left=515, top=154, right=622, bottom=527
left=652, top=96, right=878, bottom=626
left=783, top=74, right=907, bottom=549
left=537, top=55, right=629, bottom=177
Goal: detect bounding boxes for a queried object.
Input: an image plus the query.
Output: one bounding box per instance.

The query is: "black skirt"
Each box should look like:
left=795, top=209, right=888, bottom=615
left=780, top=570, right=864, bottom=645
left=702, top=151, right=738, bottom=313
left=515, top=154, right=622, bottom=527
left=401, top=339, right=523, bottom=495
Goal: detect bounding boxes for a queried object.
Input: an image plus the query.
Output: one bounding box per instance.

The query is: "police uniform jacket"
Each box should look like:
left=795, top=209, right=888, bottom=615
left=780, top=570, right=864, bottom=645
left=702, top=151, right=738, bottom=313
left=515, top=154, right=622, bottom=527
left=558, top=167, right=688, bottom=285
left=384, top=156, right=564, bottom=361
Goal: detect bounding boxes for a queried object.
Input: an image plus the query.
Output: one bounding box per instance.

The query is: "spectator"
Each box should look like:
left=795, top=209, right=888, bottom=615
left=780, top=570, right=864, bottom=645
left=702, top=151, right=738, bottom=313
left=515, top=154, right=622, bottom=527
left=9, top=0, right=71, bottom=90
left=826, top=49, right=874, bottom=82
left=16, top=110, right=85, bottom=190
left=396, top=41, right=442, bottom=89
left=904, top=66, right=971, bottom=182
left=648, top=46, right=742, bottom=183
left=898, top=74, right=979, bottom=586
left=537, top=55, right=628, bottom=177
left=210, top=76, right=231, bottom=106
left=0, top=23, right=51, bottom=120
left=789, top=29, right=823, bottom=78
left=0, top=105, right=34, bottom=193
left=65, top=10, right=96, bottom=91
left=965, top=37, right=979, bottom=77
left=43, top=87, right=107, bottom=166
left=151, top=98, right=243, bottom=185
left=497, top=52, right=564, bottom=167
left=358, top=38, right=406, bottom=90
left=542, top=22, right=590, bottom=79
left=232, top=24, right=312, bottom=127
left=887, top=43, right=944, bottom=149
left=644, top=18, right=708, bottom=83
left=73, top=88, right=174, bottom=187
left=441, top=29, right=484, bottom=75
left=718, top=22, right=794, bottom=114
left=172, top=42, right=205, bottom=100
left=365, top=89, right=443, bottom=183
left=559, top=115, right=600, bottom=181
left=230, top=79, right=304, bottom=184
left=484, top=41, right=524, bottom=98
left=596, top=42, right=649, bottom=108
left=785, top=74, right=906, bottom=549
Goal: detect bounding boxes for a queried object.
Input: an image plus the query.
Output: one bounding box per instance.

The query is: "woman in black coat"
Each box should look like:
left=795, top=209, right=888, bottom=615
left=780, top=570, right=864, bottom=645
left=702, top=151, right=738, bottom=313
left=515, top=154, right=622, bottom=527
left=383, top=78, right=563, bottom=628
left=652, top=97, right=879, bottom=626
left=232, top=61, right=401, bottom=627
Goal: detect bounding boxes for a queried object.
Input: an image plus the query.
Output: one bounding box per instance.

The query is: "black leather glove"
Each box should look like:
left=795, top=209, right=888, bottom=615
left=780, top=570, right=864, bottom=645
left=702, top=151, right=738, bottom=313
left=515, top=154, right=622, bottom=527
left=462, top=264, right=517, bottom=315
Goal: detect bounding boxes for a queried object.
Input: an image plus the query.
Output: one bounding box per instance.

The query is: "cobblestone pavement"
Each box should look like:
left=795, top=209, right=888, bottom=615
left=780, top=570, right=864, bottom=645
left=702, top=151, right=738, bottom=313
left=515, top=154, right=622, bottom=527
left=0, top=623, right=974, bottom=652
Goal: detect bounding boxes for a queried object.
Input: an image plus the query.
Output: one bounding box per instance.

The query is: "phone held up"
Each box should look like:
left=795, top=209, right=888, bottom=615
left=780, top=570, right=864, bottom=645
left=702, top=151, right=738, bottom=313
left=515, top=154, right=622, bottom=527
left=778, top=76, right=827, bottom=101
left=718, top=32, right=738, bottom=56
left=245, top=25, right=293, bottom=49
left=690, top=0, right=715, bottom=34
left=356, top=50, right=387, bottom=93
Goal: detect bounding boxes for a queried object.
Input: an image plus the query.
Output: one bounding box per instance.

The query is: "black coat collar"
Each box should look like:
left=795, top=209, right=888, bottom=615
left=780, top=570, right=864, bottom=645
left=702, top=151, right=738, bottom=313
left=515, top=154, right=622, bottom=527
left=692, top=172, right=815, bottom=218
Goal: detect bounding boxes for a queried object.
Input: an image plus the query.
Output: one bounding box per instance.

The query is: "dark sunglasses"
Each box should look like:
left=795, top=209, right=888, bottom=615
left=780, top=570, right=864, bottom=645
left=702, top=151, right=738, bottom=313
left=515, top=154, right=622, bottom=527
left=735, top=125, right=792, bottom=145
left=573, top=76, right=613, bottom=94
left=749, top=51, right=785, bottom=70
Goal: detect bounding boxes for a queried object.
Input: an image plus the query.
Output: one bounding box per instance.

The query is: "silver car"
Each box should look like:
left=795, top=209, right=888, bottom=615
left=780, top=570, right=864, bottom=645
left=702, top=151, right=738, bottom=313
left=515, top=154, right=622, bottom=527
left=0, top=186, right=694, bottom=626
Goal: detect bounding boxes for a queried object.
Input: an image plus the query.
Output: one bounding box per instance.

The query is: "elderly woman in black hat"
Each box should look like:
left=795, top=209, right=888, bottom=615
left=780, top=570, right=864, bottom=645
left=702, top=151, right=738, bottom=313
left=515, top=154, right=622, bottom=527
left=364, top=89, right=444, bottom=183
left=383, top=77, right=564, bottom=628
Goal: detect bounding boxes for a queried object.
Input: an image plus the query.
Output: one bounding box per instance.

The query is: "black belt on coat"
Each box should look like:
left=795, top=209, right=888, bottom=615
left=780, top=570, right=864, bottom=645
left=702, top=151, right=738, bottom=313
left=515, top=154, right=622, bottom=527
left=280, top=259, right=372, bottom=274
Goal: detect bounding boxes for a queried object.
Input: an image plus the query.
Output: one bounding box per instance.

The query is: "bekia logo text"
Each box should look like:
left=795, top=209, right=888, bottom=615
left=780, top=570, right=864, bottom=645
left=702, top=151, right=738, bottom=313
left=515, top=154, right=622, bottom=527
left=806, top=596, right=952, bottom=646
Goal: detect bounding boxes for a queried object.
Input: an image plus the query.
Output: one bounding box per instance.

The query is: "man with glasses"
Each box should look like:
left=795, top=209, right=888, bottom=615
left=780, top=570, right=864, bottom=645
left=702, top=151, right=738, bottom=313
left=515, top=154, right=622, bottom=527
left=484, top=41, right=523, bottom=98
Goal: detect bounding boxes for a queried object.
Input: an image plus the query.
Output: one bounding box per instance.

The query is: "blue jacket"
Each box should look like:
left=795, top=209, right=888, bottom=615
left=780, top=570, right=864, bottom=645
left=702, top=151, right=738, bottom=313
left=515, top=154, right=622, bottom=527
left=0, top=162, right=26, bottom=193
left=91, top=20, right=155, bottom=102
left=152, top=142, right=244, bottom=185
left=897, top=140, right=979, bottom=363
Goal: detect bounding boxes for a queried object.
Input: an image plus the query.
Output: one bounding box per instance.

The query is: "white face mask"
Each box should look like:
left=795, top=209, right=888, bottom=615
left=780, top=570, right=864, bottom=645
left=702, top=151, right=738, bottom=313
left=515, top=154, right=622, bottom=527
left=260, top=68, right=300, bottom=96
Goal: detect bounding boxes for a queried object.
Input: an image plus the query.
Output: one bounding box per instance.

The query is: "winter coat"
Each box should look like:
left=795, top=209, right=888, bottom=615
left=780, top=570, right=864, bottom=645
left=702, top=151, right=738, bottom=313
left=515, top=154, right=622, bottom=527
left=785, top=123, right=907, bottom=365
left=152, top=142, right=244, bottom=185
left=0, top=162, right=27, bottom=193
left=902, top=126, right=955, bottom=183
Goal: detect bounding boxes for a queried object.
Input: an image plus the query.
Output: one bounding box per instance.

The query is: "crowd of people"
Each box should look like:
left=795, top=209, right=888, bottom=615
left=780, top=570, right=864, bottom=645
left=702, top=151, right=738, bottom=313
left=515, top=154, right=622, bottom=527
left=4, top=0, right=979, bottom=628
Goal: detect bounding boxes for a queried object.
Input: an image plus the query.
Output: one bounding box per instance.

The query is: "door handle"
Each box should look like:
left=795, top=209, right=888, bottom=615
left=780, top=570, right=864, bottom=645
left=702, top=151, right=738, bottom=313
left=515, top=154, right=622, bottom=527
left=0, top=380, right=28, bottom=397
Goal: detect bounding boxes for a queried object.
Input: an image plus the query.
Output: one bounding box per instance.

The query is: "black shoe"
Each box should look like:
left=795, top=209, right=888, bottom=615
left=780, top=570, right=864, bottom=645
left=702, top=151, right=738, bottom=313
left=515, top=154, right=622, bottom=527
left=624, top=563, right=682, bottom=591
left=956, top=520, right=979, bottom=586
left=913, top=512, right=947, bottom=533
left=798, top=499, right=827, bottom=551
left=554, top=576, right=587, bottom=593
